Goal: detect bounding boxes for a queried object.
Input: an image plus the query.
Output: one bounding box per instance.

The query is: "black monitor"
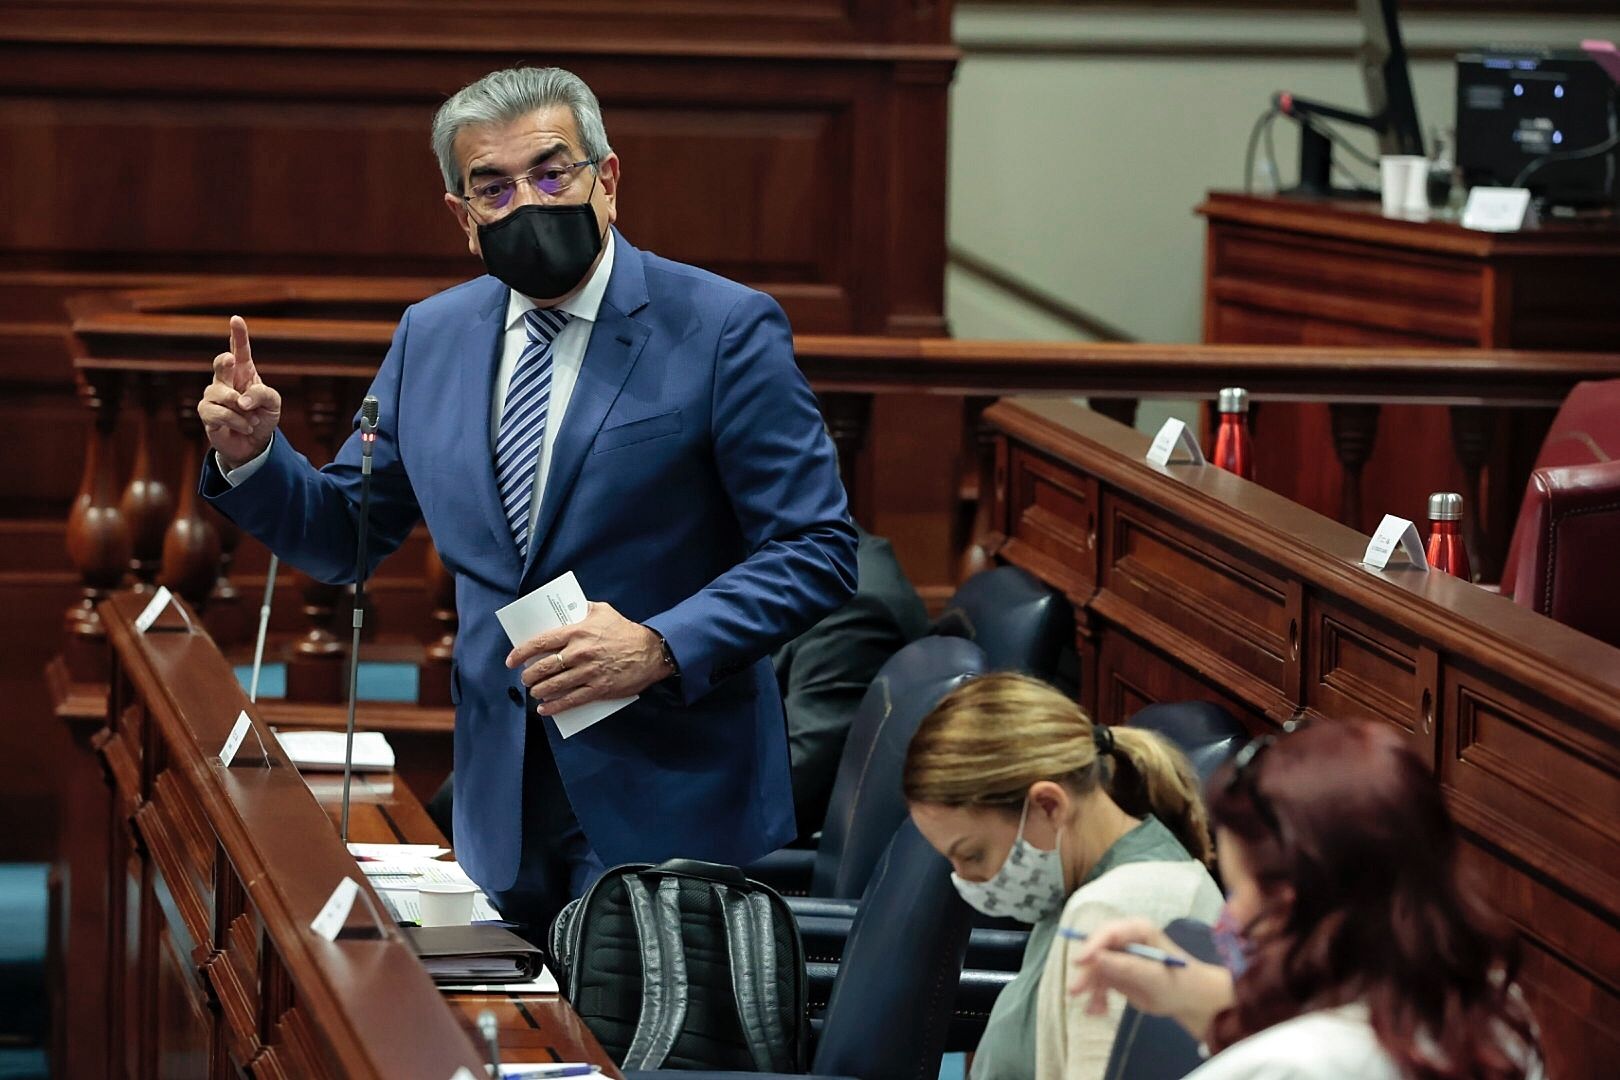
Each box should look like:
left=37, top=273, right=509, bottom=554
left=1274, top=0, right=1424, bottom=197
left=1359, top=0, right=1425, bottom=156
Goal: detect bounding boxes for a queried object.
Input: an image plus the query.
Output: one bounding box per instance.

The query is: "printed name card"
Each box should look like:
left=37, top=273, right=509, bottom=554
left=134, top=586, right=174, bottom=633
left=1145, top=418, right=1206, bottom=468
left=1462, top=187, right=1535, bottom=233
left=1361, top=515, right=1430, bottom=572
left=310, top=877, right=360, bottom=942
left=219, top=711, right=253, bottom=767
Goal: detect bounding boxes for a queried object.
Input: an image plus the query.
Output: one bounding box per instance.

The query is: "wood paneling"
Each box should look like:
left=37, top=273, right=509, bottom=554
left=987, top=395, right=1620, bottom=1079
left=77, top=588, right=622, bottom=1079
left=1200, top=192, right=1620, bottom=578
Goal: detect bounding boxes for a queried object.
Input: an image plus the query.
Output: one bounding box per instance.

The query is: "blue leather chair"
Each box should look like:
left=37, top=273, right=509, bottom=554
left=744, top=637, right=987, bottom=1025
left=1102, top=919, right=1218, bottom=1080
left=931, top=566, right=1074, bottom=688
left=626, top=819, right=972, bottom=1080
left=1125, top=701, right=1249, bottom=788
left=745, top=636, right=989, bottom=903
left=0, top=865, right=54, bottom=1080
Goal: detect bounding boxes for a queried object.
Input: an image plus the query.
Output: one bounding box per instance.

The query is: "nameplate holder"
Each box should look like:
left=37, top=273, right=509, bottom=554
left=1361, top=515, right=1430, bottom=573
left=310, top=877, right=360, bottom=942
left=133, top=585, right=196, bottom=634
left=1462, top=187, right=1536, bottom=233
left=218, top=709, right=270, bottom=768
left=1144, top=418, right=1206, bottom=468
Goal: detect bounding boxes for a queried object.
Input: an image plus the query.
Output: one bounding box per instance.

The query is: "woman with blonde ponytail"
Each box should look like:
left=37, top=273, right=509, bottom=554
left=904, top=673, right=1221, bottom=1080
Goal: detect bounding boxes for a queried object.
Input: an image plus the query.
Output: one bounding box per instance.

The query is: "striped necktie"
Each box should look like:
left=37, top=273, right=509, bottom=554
left=495, top=307, right=571, bottom=558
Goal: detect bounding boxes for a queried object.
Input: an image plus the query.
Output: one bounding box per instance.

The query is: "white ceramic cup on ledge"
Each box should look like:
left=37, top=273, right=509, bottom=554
left=1380, top=155, right=1430, bottom=219
left=417, top=882, right=479, bottom=926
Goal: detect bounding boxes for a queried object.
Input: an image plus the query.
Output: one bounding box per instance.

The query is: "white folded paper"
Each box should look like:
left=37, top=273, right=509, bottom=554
left=495, top=571, right=636, bottom=738
left=273, top=729, right=396, bottom=771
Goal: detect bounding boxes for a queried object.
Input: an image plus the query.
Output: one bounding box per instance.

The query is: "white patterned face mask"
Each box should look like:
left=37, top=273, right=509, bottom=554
left=950, top=797, right=1067, bottom=925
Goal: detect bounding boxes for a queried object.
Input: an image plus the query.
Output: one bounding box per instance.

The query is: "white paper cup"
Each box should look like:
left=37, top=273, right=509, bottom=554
left=417, top=882, right=478, bottom=926
left=1381, top=155, right=1428, bottom=218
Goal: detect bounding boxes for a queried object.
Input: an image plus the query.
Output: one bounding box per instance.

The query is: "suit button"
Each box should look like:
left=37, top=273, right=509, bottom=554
left=507, top=686, right=523, bottom=705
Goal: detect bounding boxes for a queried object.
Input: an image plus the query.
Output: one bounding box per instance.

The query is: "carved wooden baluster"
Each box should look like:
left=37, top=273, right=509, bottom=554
left=286, top=376, right=346, bottom=702
left=1449, top=405, right=1497, bottom=580
left=119, top=372, right=173, bottom=592
left=62, top=369, right=131, bottom=683
left=207, top=511, right=248, bottom=645
left=1089, top=398, right=1139, bottom=428
left=817, top=391, right=873, bottom=524
left=958, top=395, right=998, bottom=581
left=418, top=542, right=458, bottom=707
left=1328, top=403, right=1382, bottom=529
left=160, top=387, right=221, bottom=609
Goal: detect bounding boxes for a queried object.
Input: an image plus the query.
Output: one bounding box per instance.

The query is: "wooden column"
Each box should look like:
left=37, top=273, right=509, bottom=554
left=818, top=391, right=873, bottom=525
left=286, top=376, right=347, bottom=702
left=1448, top=405, right=1496, bottom=582
left=119, top=373, right=172, bottom=593
left=1329, top=403, right=1382, bottom=529
left=60, top=369, right=130, bottom=687
left=160, top=389, right=221, bottom=609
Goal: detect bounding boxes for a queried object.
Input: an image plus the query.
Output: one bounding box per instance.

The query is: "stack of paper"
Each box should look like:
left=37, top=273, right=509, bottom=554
left=273, top=729, right=396, bottom=771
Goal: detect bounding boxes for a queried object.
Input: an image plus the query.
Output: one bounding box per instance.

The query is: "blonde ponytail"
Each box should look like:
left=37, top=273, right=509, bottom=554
left=903, top=673, right=1214, bottom=867
left=1109, top=727, right=1213, bottom=866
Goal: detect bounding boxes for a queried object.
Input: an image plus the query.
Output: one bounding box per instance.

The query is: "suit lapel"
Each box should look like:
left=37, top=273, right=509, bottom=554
left=460, top=278, right=523, bottom=571
left=522, top=234, right=651, bottom=581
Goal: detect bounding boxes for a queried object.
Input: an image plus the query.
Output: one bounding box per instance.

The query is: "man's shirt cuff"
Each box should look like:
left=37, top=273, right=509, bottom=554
left=218, top=435, right=274, bottom=486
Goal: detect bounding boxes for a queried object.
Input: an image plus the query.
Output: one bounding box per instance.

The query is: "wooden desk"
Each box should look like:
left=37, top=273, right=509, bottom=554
left=85, top=589, right=619, bottom=1079
left=983, top=397, right=1620, bottom=1080
left=1199, top=192, right=1620, bottom=573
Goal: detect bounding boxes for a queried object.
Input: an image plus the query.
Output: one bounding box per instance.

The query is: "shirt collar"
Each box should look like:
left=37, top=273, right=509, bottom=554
left=503, top=228, right=616, bottom=331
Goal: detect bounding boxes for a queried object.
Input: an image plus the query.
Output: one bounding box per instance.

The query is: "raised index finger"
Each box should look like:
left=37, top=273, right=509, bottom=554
left=229, top=316, right=256, bottom=390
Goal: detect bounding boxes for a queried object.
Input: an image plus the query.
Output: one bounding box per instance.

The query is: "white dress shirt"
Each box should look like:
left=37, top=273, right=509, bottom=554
left=221, top=231, right=616, bottom=538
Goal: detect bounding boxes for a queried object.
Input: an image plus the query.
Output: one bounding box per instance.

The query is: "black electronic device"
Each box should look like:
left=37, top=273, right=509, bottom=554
left=1456, top=46, right=1620, bottom=208
left=1273, top=0, right=1424, bottom=198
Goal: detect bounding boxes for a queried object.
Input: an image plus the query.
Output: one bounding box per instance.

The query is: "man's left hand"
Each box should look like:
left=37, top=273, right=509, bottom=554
left=506, top=602, right=669, bottom=714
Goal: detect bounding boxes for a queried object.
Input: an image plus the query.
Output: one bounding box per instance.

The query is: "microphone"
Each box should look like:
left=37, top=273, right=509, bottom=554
left=477, top=1009, right=502, bottom=1073
left=340, top=395, right=381, bottom=842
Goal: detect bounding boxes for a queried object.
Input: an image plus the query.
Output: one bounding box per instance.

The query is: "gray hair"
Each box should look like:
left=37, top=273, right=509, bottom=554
left=431, top=67, right=612, bottom=193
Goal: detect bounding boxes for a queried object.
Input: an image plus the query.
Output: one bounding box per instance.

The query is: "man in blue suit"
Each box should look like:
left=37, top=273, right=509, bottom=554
left=197, top=66, right=857, bottom=932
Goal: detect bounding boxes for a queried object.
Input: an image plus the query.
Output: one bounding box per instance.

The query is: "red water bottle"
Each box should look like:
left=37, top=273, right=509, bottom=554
left=1426, top=492, right=1472, bottom=580
left=1212, top=387, right=1253, bottom=480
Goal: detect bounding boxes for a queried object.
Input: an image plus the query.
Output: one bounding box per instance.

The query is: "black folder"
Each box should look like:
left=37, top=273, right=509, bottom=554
left=402, top=924, right=547, bottom=984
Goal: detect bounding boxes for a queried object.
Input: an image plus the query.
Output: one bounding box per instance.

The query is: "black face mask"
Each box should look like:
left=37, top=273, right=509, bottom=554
left=476, top=186, right=605, bottom=301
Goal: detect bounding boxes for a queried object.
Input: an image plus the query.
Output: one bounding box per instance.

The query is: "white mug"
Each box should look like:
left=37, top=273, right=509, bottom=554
left=417, top=882, right=478, bottom=926
left=1380, top=155, right=1430, bottom=219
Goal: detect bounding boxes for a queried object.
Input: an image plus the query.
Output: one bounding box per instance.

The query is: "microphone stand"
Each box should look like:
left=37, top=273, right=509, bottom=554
left=248, top=555, right=278, bottom=702
left=340, top=397, right=380, bottom=843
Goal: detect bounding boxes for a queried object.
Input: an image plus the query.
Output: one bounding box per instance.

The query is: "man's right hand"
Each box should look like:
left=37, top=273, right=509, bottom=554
left=199, top=316, right=284, bottom=473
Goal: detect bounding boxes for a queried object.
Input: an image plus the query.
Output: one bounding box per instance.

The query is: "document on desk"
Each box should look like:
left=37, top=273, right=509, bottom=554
left=495, top=571, right=636, bottom=738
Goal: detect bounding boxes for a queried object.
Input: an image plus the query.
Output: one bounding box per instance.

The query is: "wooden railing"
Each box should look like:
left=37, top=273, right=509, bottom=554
left=56, top=279, right=1620, bottom=724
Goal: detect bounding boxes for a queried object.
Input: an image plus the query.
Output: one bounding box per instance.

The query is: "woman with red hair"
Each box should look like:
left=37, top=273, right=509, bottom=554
left=1065, top=719, right=1541, bottom=1079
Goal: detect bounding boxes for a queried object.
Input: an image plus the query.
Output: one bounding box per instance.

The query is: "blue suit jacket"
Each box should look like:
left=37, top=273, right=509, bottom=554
left=203, top=230, right=858, bottom=892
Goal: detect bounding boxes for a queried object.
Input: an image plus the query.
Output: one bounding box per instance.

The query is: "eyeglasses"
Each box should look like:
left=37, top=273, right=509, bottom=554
left=461, top=158, right=597, bottom=218
left=1226, top=735, right=1280, bottom=834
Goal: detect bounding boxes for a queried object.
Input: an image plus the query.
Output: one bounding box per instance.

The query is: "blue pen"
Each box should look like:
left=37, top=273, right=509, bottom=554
left=1058, top=927, right=1187, bottom=968
left=500, top=1066, right=601, bottom=1078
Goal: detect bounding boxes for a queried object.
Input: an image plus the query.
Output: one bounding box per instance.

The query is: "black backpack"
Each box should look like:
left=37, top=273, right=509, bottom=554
left=549, top=859, right=810, bottom=1072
